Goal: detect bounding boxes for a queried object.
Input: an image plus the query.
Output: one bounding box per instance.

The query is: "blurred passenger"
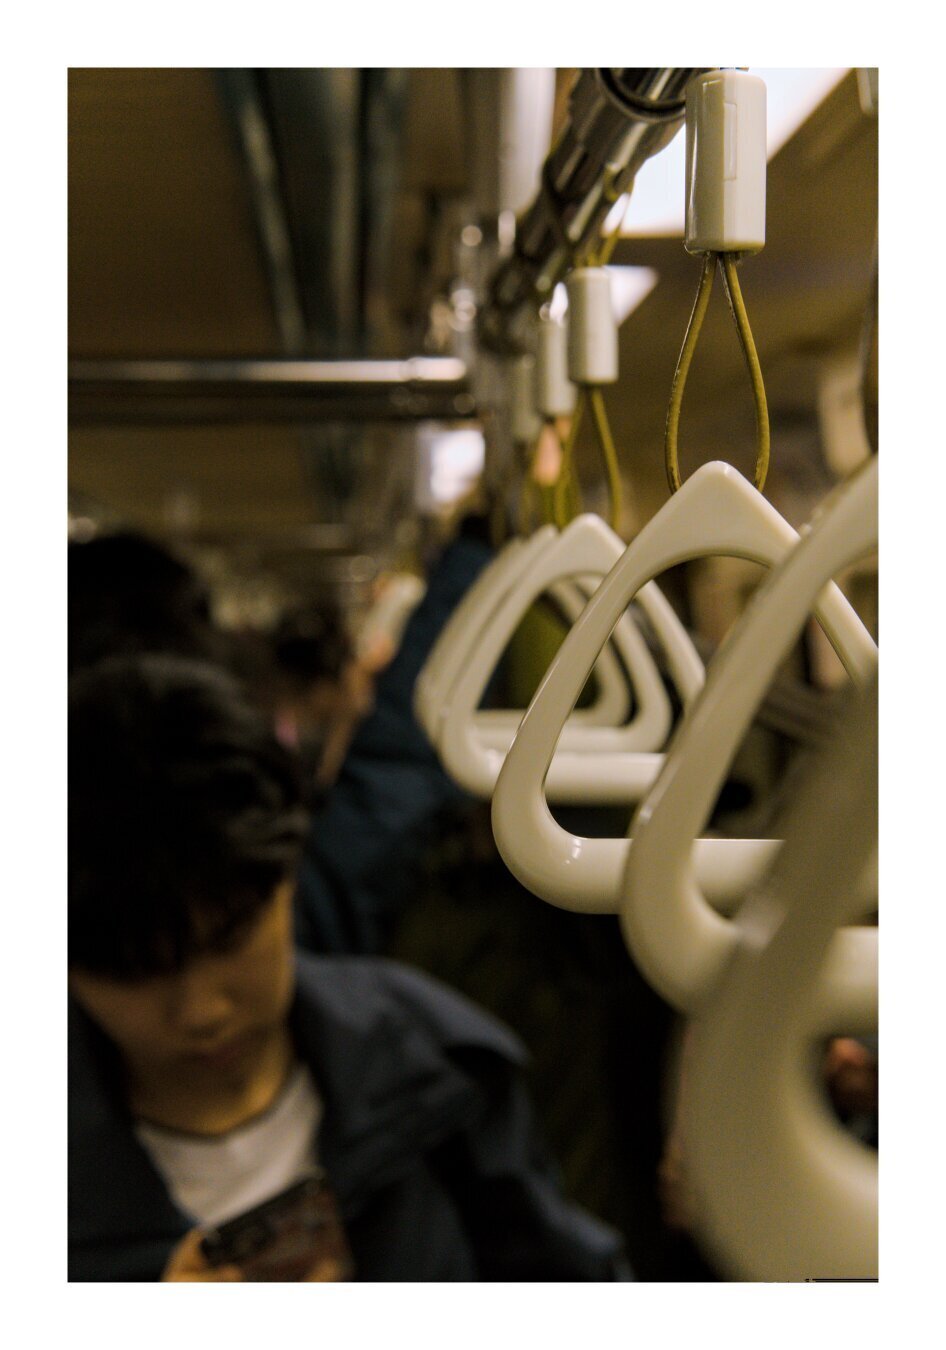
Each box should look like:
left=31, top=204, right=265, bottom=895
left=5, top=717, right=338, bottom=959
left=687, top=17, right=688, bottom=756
left=68, top=655, right=627, bottom=1281
left=292, top=516, right=493, bottom=954
left=353, top=571, right=426, bottom=674
left=68, top=531, right=230, bottom=674
left=266, top=603, right=374, bottom=793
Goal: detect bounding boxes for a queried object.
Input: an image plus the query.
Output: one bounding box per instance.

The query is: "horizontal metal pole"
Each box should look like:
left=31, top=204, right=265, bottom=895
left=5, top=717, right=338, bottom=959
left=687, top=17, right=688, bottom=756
left=69, top=358, right=476, bottom=425
left=180, top=523, right=359, bottom=552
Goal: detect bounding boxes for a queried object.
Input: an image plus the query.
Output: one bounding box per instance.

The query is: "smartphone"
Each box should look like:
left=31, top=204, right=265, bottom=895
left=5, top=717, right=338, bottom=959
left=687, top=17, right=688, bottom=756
left=199, top=1170, right=354, bottom=1282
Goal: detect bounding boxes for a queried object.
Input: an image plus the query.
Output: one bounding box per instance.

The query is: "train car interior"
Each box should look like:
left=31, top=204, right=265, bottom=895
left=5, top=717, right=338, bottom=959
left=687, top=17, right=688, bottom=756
left=64, top=64, right=883, bottom=1295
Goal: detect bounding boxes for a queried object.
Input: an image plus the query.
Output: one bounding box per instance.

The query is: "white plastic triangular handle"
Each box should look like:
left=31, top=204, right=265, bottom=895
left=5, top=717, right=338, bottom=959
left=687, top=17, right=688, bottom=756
left=415, top=529, right=552, bottom=741
left=437, top=513, right=704, bottom=798
left=415, top=532, right=646, bottom=744
left=682, top=674, right=877, bottom=1281
left=491, top=462, right=876, bottom=909
left=620, top=457, right=877, bottom=1012
left=445, top=577, right=638, bottom=748
left=466, top=576, right=706, bottom=757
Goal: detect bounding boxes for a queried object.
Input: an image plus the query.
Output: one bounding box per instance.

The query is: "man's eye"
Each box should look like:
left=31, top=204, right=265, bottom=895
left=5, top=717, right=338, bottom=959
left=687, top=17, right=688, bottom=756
left=212, top=923, right=253, bottom=956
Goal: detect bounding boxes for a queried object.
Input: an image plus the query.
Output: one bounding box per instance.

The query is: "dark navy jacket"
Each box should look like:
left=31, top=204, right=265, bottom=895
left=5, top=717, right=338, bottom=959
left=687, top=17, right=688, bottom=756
left=69, top=952, right=625, bottom=1281
left=294, top=532, right=491, bottom=956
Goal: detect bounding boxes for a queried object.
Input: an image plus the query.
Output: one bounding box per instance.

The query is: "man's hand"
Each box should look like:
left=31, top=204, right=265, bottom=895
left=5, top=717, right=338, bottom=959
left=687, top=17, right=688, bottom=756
left=304, top=1256, right=346, bottom=1282
left=161, top=1226, right=347, bottom=1282
left=161, top=1228, right=242, bottom=1282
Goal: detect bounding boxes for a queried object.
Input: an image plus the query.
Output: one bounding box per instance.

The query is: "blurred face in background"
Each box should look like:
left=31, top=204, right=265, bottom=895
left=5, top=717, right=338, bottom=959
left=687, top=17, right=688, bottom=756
left=274, top=662, right=375, bottom=789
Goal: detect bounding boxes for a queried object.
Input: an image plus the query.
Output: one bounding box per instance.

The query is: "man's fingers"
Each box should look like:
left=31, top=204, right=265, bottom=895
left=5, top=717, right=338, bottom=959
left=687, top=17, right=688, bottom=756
left=304, top=1257, right=344, bottom=1282
left=162, top=1228, right=244, bottom=1281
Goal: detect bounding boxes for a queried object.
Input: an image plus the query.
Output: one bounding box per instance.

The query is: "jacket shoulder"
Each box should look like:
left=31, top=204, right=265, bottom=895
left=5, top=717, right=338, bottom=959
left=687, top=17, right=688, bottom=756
left=294, top=952, right=526, bottom=1068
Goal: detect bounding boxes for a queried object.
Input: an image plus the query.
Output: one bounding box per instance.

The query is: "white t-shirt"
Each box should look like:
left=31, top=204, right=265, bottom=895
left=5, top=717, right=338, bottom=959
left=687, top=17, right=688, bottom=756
left=134, top=1063, right=322, bottom=1227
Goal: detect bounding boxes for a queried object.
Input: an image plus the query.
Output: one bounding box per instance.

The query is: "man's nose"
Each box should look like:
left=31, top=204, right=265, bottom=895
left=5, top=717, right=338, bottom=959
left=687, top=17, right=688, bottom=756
left=167, top=969, right=236, bottom=1038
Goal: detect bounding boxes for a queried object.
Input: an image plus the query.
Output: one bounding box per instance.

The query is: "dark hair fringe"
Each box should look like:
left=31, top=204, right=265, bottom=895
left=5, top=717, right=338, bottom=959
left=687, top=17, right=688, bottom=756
left=69, top=654, right=309, bottom=979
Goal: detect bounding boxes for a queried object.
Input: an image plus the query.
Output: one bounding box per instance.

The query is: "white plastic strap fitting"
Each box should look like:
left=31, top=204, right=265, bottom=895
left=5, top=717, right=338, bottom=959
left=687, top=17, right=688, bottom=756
left=685, top=70, right=767, bottom=256
left=508, top=354, right=541, bottom=445
left=535, top=314, right=577, bottom=418
left=565, top=268, right=618, bottom=385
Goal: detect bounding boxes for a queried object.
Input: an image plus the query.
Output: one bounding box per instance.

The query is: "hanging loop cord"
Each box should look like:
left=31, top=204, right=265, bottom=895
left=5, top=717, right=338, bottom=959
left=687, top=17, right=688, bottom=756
left=553, top=390, right=586, bottom=527
left=587, top=168, right=627, bottom=267
left=664, top=252, right=770, bottom=495
left=575, top=192, right=630, bottom=532
left=596, top=223, right=623, bottom=268
left=593, top=192, right=628, bottom=267
left=664, top=252, right=717, bottom=494
left=588, top=387, right=623, bottom=533
left=719, top=253, right=770, bottom=493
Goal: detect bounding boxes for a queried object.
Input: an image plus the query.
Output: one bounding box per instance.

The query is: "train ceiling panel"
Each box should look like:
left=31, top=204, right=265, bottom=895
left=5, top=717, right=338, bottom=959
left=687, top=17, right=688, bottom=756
left=68, top=69, right=280, bottom=357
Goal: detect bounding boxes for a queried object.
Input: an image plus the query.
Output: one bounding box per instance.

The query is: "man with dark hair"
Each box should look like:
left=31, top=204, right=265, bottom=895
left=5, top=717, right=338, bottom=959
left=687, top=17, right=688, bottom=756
left=69, top=654, right=627, bottom=1281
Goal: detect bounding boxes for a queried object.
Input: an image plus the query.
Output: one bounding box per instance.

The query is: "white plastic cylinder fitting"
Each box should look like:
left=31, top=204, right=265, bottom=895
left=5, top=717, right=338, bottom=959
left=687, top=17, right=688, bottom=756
left=508, top=354, right=541, bottom=445
left=565, top=268, right=618, bottom=385
left=685, top=70, right=767, bottom=255
left=535, top=315, right=577, bottom=418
